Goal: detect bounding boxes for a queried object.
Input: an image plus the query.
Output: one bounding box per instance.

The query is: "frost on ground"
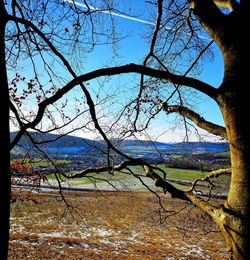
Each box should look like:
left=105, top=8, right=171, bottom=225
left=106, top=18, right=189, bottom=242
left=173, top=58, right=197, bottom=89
left=9, top=191, right=227, bottom=259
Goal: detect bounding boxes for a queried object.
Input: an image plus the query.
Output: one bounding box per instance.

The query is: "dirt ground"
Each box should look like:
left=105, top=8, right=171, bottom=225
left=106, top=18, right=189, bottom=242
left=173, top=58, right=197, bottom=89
left=9, top=191, right=227, bottom=259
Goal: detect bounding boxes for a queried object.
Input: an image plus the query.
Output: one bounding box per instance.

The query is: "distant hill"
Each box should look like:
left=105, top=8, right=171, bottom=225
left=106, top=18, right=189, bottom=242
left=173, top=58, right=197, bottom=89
left=118, top=140, right=229, bottom=157
left=10, top=132, right=98, bottom=147
left=10, top=131, right=229, bottom=156
left=10, top=131, right=103, bottom=155
left=161, top=142, right=229, bottom=153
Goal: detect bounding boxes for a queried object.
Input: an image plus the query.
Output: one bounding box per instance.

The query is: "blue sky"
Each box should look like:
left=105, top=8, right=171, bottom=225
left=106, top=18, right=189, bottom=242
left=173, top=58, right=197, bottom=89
left=74, top=0, right=225, bottom=141
left=10, top=0, right=225, bottom=142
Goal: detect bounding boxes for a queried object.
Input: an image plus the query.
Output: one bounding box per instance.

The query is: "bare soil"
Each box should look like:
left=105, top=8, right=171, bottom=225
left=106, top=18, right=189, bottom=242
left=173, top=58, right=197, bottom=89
left=9, top=191, right=227, bottom=259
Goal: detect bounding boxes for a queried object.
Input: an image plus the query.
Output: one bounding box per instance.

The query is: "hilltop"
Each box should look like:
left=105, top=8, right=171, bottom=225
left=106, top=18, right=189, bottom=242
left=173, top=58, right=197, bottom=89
left=10, top=131, right=229, bottom=157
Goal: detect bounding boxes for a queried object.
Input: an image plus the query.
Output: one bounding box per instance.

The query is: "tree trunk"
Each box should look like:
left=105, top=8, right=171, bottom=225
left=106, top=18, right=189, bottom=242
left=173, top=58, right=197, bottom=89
left=0, top=3, right=11, bottom=259
left=217, top=90, right=250, bottom=259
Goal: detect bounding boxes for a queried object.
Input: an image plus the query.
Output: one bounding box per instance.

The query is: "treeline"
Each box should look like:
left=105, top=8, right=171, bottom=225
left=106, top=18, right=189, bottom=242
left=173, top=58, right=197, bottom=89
left=166, top=154, right=230, bottom=171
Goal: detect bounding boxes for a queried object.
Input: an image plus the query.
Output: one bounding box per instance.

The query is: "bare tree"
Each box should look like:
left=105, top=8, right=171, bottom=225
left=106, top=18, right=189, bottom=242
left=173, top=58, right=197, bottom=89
left=0, top=0, right=246, bottom=259
left=1, top=0, right=121, bottom=257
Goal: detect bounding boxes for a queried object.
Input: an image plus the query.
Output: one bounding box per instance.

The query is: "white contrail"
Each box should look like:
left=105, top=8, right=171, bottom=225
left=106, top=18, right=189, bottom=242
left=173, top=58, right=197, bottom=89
left=64, top=0, right=210, bottom=40
left=64, top=0, right=155, bottom=26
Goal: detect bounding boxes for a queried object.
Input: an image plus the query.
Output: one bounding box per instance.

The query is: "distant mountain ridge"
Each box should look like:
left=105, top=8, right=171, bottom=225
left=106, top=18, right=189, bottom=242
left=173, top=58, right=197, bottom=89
left=10, top=131, right=229, bottom=155
left=10, top=131, right=101, bottom=149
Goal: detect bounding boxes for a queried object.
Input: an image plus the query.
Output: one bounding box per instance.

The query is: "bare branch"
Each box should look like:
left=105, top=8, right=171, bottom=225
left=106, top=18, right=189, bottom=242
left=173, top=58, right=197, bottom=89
left=62, top=155, right=225, bottom=222
left=136, top=0, right=163, bottom=129
left=8, top=14, right=130, bottom=159
left=77, top=64, right=217, bottom=98
left=8, top=13, right=217, bottom=160
left=142, top=164, right=191, bottom=201
left=10, top=63, right=217, bottom=150
left=189, top=168, right=231, bottom=192
left=68, top=159, right=143, bottom=179
left=161, top=103, right=227, bottom=139
left=184, top=40, right=214, bottom=76
left=9, top=100, right=24, bottom=128
left=143, top=164, right=225, bottom=220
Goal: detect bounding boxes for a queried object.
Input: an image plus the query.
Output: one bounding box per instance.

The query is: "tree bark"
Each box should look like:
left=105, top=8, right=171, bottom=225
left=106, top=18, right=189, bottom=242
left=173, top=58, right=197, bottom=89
left=217, top=89, right=250, bottom=259
left=0, top=2, right=11, bottom=259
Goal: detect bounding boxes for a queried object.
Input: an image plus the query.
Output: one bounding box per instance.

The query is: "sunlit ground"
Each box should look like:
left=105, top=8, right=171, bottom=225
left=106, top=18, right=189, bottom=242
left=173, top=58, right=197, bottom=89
left=9, top=191, right=227, bottom=259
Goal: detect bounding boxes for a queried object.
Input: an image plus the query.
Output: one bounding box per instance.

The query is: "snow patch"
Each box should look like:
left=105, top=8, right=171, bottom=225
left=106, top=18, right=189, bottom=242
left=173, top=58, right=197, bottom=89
left=89, top=227, right=115, bottom=237
left=39, top=231, right=66, bottom=238
left=178, top=243, right=210, bottom=259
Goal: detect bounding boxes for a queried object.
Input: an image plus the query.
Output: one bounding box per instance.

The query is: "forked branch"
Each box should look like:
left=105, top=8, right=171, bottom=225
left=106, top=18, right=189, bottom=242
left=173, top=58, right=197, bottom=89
left=68, top=158, right=223, bottom=219
left=189, top=168, right=231, bottom=192
left=161, top=103, right=227, bottom=139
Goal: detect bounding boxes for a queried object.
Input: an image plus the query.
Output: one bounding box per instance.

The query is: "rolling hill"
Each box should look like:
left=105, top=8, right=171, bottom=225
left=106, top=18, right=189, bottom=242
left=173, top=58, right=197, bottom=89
left=10, top=131, right=229, bottom=156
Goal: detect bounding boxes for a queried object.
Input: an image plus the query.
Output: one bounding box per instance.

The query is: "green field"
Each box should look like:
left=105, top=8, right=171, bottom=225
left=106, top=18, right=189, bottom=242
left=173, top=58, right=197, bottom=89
left=44, top=165, right=215, bottom=193
left=13, top=158, right=229, bottom=192
left=156, top=166, right=206, bottom=181
left=47, top=165, right=203, bottom=181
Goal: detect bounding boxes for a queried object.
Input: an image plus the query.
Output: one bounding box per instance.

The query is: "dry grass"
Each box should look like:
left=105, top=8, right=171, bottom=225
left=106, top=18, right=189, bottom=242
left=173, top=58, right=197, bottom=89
left=9, top=191, right=227, bottom=259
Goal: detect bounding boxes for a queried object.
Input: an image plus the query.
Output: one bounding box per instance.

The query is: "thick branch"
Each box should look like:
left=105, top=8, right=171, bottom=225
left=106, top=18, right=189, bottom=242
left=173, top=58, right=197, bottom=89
left=199, top=167, right=231, bottom=180
left=69, top=158, right=223, bottom=219
left=10, top=63, right=217, bottom=149
left=213, top=0, right=239, bottom=11
left=78, top=64, right=217, bottom=98
left=189, top=0, right=226, bottom=47
left=143, top=165, right=192, bottom=201
left=143, top=165, right=223, bottom=219
left=9, top=11, right=218, bottom=95
left=161, top=103, right=227, bottom=139
left=38, top=64, right=216, bottom=107
left=9, top=12, right=217, bottom=152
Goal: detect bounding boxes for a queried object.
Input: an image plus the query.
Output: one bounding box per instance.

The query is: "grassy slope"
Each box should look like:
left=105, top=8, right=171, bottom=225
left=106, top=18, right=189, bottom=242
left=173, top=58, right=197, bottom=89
left=157, top=166, right=205, bottom=181
left=9, top=191, right=227, bottom=259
